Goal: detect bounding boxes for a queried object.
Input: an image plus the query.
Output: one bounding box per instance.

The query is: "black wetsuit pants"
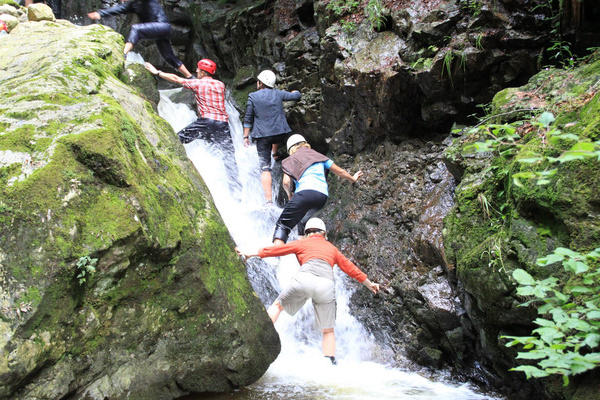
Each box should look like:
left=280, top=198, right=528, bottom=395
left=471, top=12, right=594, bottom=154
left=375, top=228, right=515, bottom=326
left=128, top=22, right=182, bottom=69
left=177, top=118, right=242, bottom=193
left=273, top=190, right=328, bottom=243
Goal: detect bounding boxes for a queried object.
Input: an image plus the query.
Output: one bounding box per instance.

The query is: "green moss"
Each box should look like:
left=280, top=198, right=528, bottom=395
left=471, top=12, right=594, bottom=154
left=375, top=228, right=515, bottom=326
left=0, top=125, right=36, bottom=152
left=198, top=219, right=249, bottom=315
left=5, top=111, right=36, bottom=120
left=18, top=93, right=82, bottom=106
left=0, top=163, right=21, bottom=186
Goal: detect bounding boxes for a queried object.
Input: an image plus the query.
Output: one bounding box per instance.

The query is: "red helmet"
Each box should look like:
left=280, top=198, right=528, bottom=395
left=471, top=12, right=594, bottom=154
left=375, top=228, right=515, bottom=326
left=0, top=21, right=7, bottom=33
left=197, top=59, right=217, bottom=75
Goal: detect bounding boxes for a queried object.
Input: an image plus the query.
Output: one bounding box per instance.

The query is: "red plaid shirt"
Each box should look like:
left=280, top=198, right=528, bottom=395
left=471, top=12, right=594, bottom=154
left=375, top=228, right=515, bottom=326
left=182, top=76, right=228, bottom=122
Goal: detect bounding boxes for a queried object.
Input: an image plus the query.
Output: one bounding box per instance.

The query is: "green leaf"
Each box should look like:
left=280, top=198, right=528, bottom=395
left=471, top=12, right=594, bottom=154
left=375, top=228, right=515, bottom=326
left=554, top=248, right=579, bottom=257
left=571, top=286, right=593, bottom=295
left=537, top=253, right=564, bottom=265
left=538, top=111, right=555, bottom=127
left=553, top=290, right=570, bottom=304
left=517, top=286, right=536, bottom=296
left=584, top=333, right=600, bottom=348
left=511, top=365, right=550, bottom=378
left=513, top=269, right=536, bottom=285
left=587, top=311, right=600, bottom=320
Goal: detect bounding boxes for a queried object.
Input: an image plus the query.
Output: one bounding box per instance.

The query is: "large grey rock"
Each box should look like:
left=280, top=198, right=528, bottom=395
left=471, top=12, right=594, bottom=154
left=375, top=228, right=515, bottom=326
left=0, top=20, right=278, bottom=400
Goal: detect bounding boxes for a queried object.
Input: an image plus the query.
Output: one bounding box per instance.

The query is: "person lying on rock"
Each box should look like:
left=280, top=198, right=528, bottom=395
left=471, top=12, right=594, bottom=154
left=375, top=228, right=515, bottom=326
left=145, top=59, right=241, bottom=192
left=236, top=217, right=380, bottom=365
left=272, top=134, right=363, bottom=245
left=242, top=70, right=301, bottom=205
left=88, top=0, right=193, bottom=78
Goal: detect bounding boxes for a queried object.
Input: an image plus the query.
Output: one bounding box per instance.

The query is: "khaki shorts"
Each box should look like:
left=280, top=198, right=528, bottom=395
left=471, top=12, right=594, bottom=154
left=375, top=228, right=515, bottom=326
left=278, top=259, right=336, bottom=329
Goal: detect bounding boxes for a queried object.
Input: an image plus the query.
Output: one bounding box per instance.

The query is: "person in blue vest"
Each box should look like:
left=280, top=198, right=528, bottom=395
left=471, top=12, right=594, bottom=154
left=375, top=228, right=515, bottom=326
left=88, top=0, right=193, bottom=78
left=243, top=70, right=301, bottom=204
left=273, top=134, right=363, bottom=245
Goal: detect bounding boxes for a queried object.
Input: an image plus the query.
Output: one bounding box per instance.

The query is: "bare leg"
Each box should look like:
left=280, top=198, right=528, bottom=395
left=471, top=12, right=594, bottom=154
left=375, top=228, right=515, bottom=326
left=261, top=170, right=272, bottom=202
left=267, top=299, right=284, bottom=324
left=123, top=42, right=134, bottom=55
left=322, top=328, right=335, bottom=357
left=177, top=64, right=193, bottom=78
left=271, top=143, right=279, bottom=159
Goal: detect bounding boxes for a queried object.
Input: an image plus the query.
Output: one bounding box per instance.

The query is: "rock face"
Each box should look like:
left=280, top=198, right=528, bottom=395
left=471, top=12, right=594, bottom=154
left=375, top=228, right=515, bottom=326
left=0, top=21, right=279, bottom=400
left=443, top=56, right=600, bottom=399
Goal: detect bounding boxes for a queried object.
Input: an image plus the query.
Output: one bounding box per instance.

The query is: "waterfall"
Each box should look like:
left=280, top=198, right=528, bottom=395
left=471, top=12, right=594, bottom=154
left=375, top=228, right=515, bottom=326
left=156, top=87, right=501, bottom=400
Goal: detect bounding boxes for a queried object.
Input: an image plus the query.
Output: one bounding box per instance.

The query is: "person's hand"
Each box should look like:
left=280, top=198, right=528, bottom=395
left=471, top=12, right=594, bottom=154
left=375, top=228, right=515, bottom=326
left=144, top=62, right=159, bottom=75
left=363, top=279, right=380, bottom=295
left=87, top=12, right=101, bottom=20
left=352, top=171, right=364, bottom=183
left=243, top=137, right=250, bottom=148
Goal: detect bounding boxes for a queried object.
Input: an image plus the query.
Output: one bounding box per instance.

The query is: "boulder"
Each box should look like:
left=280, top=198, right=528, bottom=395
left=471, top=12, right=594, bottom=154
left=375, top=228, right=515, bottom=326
left=26, top=3, right=54, bottom=22
left=0, top=20, right=279, bottom=400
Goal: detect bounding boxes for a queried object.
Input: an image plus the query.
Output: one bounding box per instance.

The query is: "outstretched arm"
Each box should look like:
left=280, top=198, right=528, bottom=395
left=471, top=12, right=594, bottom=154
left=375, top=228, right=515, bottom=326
left=329, top=163, right=363, bottom=183
left=145, top=62, right=185, bottom=85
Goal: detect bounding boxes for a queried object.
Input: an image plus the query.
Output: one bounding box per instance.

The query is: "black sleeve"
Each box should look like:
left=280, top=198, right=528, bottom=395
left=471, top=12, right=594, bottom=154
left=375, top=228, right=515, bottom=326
left=98, top=1, right=134, bottom=18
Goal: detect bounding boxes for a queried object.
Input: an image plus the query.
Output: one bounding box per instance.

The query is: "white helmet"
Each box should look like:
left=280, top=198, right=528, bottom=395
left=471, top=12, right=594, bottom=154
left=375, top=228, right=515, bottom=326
left=257, top=70, right=276, bottom=88
left=287, top=134, right=306, bottom=152
left=305, top=218, right=327, bottom=233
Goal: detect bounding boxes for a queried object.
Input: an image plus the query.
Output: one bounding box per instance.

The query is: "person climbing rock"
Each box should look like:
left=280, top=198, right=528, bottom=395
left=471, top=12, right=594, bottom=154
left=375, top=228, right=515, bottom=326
left=272, top=134, right=363, bottom=245
left=236, top=217, right=380, bottom=365
left=88, top=0, right=192, bottom=78
left=145, top=59, right=241, bottom=193
left=243, top=70, right=301, bottom=205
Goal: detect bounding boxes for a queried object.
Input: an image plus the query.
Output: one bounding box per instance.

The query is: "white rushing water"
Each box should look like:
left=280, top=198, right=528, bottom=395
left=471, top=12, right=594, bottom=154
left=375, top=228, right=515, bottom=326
left=156, top=87, right=502, bottom=400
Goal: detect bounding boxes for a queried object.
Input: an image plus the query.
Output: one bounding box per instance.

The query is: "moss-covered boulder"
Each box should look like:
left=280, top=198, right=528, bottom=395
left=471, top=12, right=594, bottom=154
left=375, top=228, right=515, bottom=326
left=443, top=54, right=600, bottom=399
left=0, top=20, right=279, bottom=400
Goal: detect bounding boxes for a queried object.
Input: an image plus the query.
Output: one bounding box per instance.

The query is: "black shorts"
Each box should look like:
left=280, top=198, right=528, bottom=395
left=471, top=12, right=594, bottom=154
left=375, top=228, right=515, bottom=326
left=255, top=134, right=287, bottom=172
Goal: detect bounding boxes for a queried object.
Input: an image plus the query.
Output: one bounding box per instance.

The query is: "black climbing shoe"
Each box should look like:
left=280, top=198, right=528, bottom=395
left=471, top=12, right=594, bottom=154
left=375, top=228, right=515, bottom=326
left=325, top=356, right=337, bottom=365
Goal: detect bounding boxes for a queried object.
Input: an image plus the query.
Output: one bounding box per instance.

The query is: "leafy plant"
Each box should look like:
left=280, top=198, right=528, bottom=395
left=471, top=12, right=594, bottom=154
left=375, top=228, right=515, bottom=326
left=442, top=50, right=455, bottom=87
left=548, top=40, right=575, bottom=69
left=463, top=111, right=600, bottom=187
left=326, top=0, right=386, bottom=32
left=365, top=0, right=385, bottom=31
left=326, top=0, right=360, bottom=15
left=459, top=0, right=483, bottom=17
left=503, top=247, right=600, bottom=385
left=475, top=34, right=484, bottom=50
left=76, top=255, right=98, bottom=285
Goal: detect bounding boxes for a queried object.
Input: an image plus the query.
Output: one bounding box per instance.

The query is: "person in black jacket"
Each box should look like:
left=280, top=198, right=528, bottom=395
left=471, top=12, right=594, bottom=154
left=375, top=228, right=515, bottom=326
left=88, top=0, right=193, bottom=78
left=243, top=70, right=301, bottom=204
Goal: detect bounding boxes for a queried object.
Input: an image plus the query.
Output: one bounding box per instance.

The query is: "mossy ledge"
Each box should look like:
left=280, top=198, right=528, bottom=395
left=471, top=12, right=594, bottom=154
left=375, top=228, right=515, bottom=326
left=443, top=53, right=600, bottom=399
left=0, top=21, right=279, bottom=400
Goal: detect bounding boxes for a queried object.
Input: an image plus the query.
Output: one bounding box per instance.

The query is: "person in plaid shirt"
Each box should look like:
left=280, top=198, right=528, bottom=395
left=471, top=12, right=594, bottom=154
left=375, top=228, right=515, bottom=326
left=145, top=59, right=241, bottom=192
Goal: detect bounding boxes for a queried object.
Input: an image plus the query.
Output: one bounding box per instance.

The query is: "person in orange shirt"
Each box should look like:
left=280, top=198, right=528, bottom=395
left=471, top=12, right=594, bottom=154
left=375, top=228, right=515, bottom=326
left=237, top=217, right=379, bottom=365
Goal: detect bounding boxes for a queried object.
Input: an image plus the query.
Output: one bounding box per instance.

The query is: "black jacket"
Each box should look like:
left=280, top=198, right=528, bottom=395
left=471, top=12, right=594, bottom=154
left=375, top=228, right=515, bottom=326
left=98, top=0, right=169, bottom=23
